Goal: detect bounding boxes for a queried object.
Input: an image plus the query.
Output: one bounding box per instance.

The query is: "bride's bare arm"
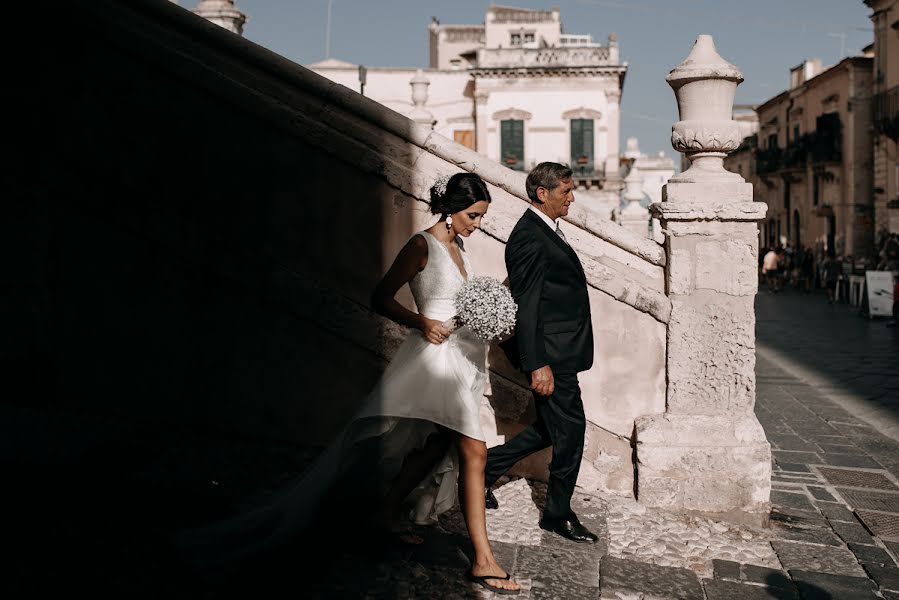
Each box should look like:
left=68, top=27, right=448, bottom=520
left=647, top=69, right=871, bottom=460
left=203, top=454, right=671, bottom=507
left=371, top=234, right=451, bottom=344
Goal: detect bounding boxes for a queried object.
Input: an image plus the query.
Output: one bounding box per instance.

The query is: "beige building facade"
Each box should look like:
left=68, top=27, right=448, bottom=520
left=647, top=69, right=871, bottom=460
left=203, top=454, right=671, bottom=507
left=730, top=57, right=874, bottom=259
left=312, top=5, right=629, bottom=219
left=866, top=0, right=899, bottom=235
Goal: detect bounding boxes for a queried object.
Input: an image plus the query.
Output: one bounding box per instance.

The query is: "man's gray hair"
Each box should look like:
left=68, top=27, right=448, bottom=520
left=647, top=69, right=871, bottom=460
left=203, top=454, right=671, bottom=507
left=525, top=162, right=573, bottom=203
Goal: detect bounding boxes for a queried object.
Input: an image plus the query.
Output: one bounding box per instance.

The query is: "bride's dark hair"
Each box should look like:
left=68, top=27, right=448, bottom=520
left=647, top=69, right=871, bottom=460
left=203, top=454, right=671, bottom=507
left=429, top=173, right=492, bottom=215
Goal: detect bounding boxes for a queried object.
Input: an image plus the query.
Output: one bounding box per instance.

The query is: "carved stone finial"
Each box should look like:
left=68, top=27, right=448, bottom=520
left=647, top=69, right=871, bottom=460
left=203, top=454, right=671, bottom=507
left=409, top=69, right=436, bottom=129
left=194, top=0, right=247, bottom=36
left=666, top=35, right=744, bottom=183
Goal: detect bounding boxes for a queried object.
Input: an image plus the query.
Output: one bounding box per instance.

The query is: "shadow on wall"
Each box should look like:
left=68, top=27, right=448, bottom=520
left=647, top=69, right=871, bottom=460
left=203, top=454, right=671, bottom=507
left=3, top=0, right=438, bottom=442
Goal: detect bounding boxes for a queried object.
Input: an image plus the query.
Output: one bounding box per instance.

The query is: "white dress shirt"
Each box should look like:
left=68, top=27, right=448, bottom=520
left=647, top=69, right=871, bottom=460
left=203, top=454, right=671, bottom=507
left=528, top=205, right=567, bottom=244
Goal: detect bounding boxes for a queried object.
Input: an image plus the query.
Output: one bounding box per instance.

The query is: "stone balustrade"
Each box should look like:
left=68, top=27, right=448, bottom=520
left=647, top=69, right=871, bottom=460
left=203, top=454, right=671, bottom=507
left=476, top=46, right=613, bottom=69
left=635, top=35, right=771, bottom=526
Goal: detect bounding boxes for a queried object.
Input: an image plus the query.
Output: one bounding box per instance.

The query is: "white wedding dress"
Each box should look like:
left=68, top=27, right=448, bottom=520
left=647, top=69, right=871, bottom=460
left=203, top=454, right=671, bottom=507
left=175, top=231, right=488, bottom=568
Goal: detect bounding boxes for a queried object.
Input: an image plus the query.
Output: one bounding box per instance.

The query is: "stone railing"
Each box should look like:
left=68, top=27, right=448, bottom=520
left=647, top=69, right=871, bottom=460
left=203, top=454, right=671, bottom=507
left=442, top=27, right=485, bottom=43
left=476, top=46, right=612, bottom=69
left=489, top=9, right=555, bottom=23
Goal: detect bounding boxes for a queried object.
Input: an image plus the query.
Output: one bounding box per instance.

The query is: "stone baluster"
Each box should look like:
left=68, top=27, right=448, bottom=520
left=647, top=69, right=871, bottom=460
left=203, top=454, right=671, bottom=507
left=635, top=35, right=770, bottom=526
left=620, top=167, right=650, bottom=238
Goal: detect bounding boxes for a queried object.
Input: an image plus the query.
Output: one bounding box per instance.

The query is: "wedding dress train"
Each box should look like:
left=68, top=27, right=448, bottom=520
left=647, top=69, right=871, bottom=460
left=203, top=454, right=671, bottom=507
left=175, top=231, right=488, bottom=567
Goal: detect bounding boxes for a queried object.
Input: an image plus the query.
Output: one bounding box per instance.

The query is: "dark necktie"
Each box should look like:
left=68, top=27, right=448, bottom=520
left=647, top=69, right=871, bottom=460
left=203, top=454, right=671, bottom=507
left=555, top=222, right=568, bottom=245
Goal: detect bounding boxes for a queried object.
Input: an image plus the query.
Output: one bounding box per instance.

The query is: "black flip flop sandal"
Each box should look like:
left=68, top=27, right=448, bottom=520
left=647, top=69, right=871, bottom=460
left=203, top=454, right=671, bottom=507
left=466, top=571, right=521, bottom=595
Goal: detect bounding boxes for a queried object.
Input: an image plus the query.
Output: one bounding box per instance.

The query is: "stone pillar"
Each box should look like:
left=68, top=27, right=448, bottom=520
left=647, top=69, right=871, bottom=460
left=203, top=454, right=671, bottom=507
left=408, top=69, right=436, bottom=129
left=603, top=89, right=622, bottom=182
left=635, top=35, right=771, bottom=526
left=474, top=90, right=490, bottom=154
left=194, top=0, right=247, bottom=36
left=620, top=167, right=649, bottom=238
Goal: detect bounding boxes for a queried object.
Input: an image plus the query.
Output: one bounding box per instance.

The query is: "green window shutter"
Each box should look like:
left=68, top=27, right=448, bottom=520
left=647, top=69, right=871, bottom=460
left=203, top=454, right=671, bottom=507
left=501, top=119, right=524, bottom=171
left=570, top=119, right=594, bottom=176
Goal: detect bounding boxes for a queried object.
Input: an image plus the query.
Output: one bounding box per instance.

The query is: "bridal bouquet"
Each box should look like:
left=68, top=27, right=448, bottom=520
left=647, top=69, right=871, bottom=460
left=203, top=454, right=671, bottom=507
left=451, top=276, right=517, bottom=342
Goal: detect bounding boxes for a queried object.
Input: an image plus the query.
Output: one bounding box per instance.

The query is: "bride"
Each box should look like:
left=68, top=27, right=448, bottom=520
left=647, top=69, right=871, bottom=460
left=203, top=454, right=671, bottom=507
left=175, top=173, right=520, bottom=595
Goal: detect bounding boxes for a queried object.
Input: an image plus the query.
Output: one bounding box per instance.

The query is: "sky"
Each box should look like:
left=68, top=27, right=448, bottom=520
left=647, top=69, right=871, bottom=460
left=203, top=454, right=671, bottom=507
left=226, top=0, right=874, bottom=165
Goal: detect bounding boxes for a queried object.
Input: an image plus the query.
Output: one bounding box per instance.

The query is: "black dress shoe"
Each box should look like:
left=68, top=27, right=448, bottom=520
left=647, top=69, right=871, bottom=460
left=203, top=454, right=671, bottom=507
left=485, top=488, right=499, bottom=510
left=539, top=516, right=598, bottom=543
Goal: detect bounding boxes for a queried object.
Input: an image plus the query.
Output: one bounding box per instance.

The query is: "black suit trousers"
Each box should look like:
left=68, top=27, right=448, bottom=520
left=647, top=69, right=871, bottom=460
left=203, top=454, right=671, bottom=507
left=484, top=372, right=586, bottom=521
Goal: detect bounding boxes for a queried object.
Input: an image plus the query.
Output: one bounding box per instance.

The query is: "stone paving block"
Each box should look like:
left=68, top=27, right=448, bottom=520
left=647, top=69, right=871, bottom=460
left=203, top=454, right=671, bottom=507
left=814, top=501, right=857, bottom=522
left=599, top=555, right=704, bottom=600
left=831, top=520, right=876, bottom=545
left=772, top=472, right=819, bottom=482
left=807, top=486, right=837, bottom=502
left=771, top=540, right=867, bottom=577
left=531, top=580, right=599, bottom=600
left=776, top=463, right=811, bottom=473
left=770, top=491, right=815, bottom=512
left=769, top=506, right=829, bottom=527
left=517, top=545, right=600, bottom=588
left=849, top=543, right=896, bottom=567
left=806, top=434, right=853, bottom=442
left=864, top=564, right=899, bottom=592
left=711, top=558, right=740, bottom=580
left=768, top=435, right=820, bottom=452
left=885, top=541, right=899, bottom=560
left=772, top=450, right=821, bottom=464
left=789, top=570, right=879, bottom=600
left=741, top=565, right=794, bottom=589
left=817, top=444, right=863, bottom=454
left=769, top=522, right=842, bottom=546
left=772, top=483, right=806, bottom=492
left=819, top=454, right=883, bottom=469
left=703, top=578, right=798, bottom=600
left=771, top=477, right=818, bottom=488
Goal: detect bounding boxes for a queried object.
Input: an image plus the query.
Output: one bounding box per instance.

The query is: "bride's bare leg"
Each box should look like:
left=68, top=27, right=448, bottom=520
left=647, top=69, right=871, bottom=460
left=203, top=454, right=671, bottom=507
left=457, top=435, right=520, bottom=593
left=375, top=431, right=452, bottom=540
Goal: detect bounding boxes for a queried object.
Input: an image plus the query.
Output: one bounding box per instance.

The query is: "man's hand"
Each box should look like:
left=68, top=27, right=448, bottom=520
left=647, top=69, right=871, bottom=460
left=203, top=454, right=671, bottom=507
left=530, top=365, right=554, bottom=396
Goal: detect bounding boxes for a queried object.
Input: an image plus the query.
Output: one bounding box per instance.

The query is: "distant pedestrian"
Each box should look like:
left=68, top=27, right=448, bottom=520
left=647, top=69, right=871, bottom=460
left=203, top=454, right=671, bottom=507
left=762, top=247, right=780, bottom=293
left=822, top=254, right=840, bottom=304
left=800, top=247, right=815, bottom=293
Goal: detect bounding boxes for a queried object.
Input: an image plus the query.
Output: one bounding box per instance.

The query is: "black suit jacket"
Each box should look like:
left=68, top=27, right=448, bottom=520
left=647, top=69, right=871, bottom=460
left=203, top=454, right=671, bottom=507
left=500, top=208, right=594, bottom=374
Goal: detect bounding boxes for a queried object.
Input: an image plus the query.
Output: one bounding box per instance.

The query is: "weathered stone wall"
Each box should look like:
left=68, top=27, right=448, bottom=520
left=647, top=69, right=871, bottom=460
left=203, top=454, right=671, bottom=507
left=4, top=0, right=666, bottom=495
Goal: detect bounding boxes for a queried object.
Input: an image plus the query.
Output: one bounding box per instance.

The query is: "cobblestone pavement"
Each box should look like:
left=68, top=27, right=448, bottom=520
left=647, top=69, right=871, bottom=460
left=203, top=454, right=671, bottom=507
left=6, top=288, right=898, bottom=598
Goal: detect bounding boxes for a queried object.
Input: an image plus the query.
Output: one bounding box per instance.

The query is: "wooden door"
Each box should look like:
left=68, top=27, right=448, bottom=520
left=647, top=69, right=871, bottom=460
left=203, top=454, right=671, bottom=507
left=453, top=129, right=475, bottom=150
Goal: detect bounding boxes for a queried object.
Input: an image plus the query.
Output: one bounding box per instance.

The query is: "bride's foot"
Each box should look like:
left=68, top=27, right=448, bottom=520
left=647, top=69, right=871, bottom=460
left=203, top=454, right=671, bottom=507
left=468, top=560, right=521, bottom=594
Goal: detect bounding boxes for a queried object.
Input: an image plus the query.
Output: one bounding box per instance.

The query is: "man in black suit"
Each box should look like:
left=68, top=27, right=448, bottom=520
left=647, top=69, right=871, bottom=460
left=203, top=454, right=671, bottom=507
left=487, top=162, right=598, bottom=543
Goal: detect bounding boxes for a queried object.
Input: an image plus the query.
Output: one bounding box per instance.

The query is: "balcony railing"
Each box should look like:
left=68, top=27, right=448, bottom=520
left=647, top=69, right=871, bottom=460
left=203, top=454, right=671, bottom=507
left=476, top=46, right=612, bottom=69
left=874, top=85, right=899, bottom=140
left=753, top=113, right=841, bottom=174
left=755, top=147, right=782, bottom=175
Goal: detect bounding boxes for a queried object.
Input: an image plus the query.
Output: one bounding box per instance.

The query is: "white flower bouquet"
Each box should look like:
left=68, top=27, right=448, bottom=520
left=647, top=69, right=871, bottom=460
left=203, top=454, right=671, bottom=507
left=449, top=276, right=517, bottom=342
